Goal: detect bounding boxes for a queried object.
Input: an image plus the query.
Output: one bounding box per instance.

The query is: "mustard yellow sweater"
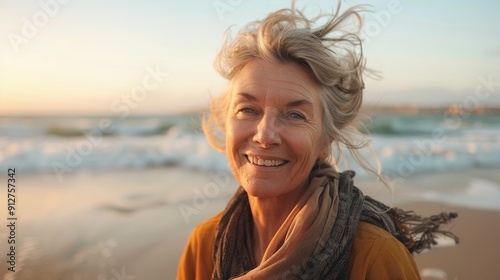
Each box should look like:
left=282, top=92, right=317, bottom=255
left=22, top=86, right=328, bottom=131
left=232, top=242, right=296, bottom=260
left=177, top=212, right=421, bottom=280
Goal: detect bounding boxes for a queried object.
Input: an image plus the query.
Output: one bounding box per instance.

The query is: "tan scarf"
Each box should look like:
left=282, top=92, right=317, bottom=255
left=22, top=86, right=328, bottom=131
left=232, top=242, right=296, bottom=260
left=212, top=163, right=459, bottom=279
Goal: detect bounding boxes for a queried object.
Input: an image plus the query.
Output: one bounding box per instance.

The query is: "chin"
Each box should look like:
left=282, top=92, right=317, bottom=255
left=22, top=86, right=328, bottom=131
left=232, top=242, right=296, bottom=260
left=242, top=182, right=282, bottom=198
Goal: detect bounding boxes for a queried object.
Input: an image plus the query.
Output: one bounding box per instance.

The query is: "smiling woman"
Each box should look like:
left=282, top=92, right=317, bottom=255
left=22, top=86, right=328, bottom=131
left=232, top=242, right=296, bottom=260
left=225, top=60, right=327, bottom=201
left=177, top=3, right=458, bottom=280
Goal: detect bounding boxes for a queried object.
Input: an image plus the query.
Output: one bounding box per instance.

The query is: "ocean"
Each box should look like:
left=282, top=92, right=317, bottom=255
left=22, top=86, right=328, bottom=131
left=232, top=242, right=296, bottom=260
left=1, top=111, right=500, bottom=210
left=1, top=112, right=499, bottom=175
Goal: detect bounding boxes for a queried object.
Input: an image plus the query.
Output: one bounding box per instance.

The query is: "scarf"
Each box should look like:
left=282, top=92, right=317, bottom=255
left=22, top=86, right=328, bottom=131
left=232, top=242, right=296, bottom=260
left=212, top=163, right=459, bottom=279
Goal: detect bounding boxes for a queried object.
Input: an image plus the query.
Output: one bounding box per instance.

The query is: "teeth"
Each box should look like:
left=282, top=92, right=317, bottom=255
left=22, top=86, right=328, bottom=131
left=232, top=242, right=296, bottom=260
left=247, top=156, right=285, bottom=167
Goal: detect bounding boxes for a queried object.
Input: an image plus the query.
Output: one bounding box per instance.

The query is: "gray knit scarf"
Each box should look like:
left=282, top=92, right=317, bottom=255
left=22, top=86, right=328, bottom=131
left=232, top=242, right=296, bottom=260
left=212, top=163, right=458, bottom=280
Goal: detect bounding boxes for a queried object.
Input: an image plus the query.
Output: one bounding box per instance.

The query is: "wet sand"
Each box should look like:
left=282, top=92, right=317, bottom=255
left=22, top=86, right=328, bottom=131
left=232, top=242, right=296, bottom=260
left=1, top=167, right=499, bottom=279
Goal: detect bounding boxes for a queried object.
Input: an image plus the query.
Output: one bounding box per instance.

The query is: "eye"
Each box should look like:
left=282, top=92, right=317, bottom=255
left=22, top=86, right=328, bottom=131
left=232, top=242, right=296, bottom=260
left=237, top=107, right=257, bottom=115
left=288, top=111, right=306, bottom=120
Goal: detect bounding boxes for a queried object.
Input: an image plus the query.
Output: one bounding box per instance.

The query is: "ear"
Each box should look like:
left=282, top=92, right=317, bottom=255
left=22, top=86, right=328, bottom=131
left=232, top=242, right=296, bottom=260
left=318, top=136, right=333, bottom=160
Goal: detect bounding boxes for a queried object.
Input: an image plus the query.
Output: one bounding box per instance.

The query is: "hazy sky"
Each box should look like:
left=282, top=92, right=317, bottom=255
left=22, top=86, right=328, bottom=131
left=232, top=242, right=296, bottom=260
left=1, top=0, right=499, bottom=115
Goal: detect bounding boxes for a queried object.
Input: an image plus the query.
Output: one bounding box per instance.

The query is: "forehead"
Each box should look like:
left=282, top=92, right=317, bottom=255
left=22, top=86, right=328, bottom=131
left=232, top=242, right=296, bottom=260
left=230, top=59, right=322, bottom=103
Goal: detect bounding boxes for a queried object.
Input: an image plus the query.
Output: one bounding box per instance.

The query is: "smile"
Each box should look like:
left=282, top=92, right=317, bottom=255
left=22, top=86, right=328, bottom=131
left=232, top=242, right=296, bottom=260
left=245, top=155, right=287, bottom=167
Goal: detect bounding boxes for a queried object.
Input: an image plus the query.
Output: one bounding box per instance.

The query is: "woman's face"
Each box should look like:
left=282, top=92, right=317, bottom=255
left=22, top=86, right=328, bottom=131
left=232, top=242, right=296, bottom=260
left=225, top=59, right=328, bottom=199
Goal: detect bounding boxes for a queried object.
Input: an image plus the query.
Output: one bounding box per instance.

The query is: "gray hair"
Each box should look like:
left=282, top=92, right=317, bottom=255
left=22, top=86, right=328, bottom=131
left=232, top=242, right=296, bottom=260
left=203, top=3, right=381, bottom=178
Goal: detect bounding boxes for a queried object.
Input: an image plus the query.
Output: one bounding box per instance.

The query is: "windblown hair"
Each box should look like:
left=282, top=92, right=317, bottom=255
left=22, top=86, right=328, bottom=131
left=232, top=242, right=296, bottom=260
left=203, top=3, right=381, bottom=177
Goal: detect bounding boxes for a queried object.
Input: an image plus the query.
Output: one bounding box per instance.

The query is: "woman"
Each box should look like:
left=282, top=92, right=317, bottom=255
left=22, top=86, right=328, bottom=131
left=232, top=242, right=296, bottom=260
left=178, top=3, right=458, bottom=280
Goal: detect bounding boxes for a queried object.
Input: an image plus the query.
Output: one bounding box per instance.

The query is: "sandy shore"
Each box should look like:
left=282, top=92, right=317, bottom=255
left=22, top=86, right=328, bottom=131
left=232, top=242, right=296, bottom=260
left=1, top=167, right=499, bottom=279
left=411, top=202, right=500, bottom=280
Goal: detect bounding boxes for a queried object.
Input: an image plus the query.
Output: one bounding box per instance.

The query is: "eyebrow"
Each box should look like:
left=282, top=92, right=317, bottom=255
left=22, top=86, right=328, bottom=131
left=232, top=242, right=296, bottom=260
left=285, top=99, right=313, bottom=108
left=236, top=92, right=258, bottom=102
left=236, top=92, right=314, bottom=108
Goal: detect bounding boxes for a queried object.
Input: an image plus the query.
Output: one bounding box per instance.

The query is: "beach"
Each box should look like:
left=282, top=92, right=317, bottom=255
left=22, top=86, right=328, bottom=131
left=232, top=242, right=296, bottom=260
left=1, top=166, right=499, bottom=280
left=413, top=202, right=500, bottom=280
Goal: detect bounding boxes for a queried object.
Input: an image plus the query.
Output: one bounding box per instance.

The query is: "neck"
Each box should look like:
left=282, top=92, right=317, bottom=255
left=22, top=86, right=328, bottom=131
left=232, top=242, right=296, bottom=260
left=248, top=184, right=307, bottom=265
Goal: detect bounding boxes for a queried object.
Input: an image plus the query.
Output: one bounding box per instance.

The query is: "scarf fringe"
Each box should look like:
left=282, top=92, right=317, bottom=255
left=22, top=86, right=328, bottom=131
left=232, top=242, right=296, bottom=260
left=360, top=196, right=459, bottom=254
left=391, top=208, right=459, bottom=254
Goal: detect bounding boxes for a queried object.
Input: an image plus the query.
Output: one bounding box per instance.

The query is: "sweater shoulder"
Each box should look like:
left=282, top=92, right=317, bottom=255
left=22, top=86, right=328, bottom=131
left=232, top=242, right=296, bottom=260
left=177, top=212, right=223, bottom=280
left=349, top=222, right=421, bottom=279
left=193, top=211, right=223, bottom=237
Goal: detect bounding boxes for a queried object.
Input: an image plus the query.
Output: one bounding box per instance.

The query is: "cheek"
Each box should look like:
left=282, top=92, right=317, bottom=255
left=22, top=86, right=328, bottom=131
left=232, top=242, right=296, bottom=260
left=295, top=127, right=323, bottom=157
left=225, top=135, right=239, bottom=177
left=225, top=120, right=247, bottom=161
left=225, top=129, right=237, bottom=161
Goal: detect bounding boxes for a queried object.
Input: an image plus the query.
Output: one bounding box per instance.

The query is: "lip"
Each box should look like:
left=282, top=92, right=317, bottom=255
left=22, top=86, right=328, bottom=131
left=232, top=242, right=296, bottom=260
left=245, top=154, right=289, bottom=167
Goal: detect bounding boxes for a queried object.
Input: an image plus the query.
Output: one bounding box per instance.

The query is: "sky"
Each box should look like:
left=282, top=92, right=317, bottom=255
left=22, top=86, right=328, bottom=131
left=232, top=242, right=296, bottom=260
left=0, top=0, right=499, bottom=116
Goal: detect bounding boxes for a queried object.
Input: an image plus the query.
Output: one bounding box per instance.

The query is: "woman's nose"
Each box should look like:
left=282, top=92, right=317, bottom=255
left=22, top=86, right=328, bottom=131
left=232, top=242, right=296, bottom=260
left=252, top=113, right=281, bottom=148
